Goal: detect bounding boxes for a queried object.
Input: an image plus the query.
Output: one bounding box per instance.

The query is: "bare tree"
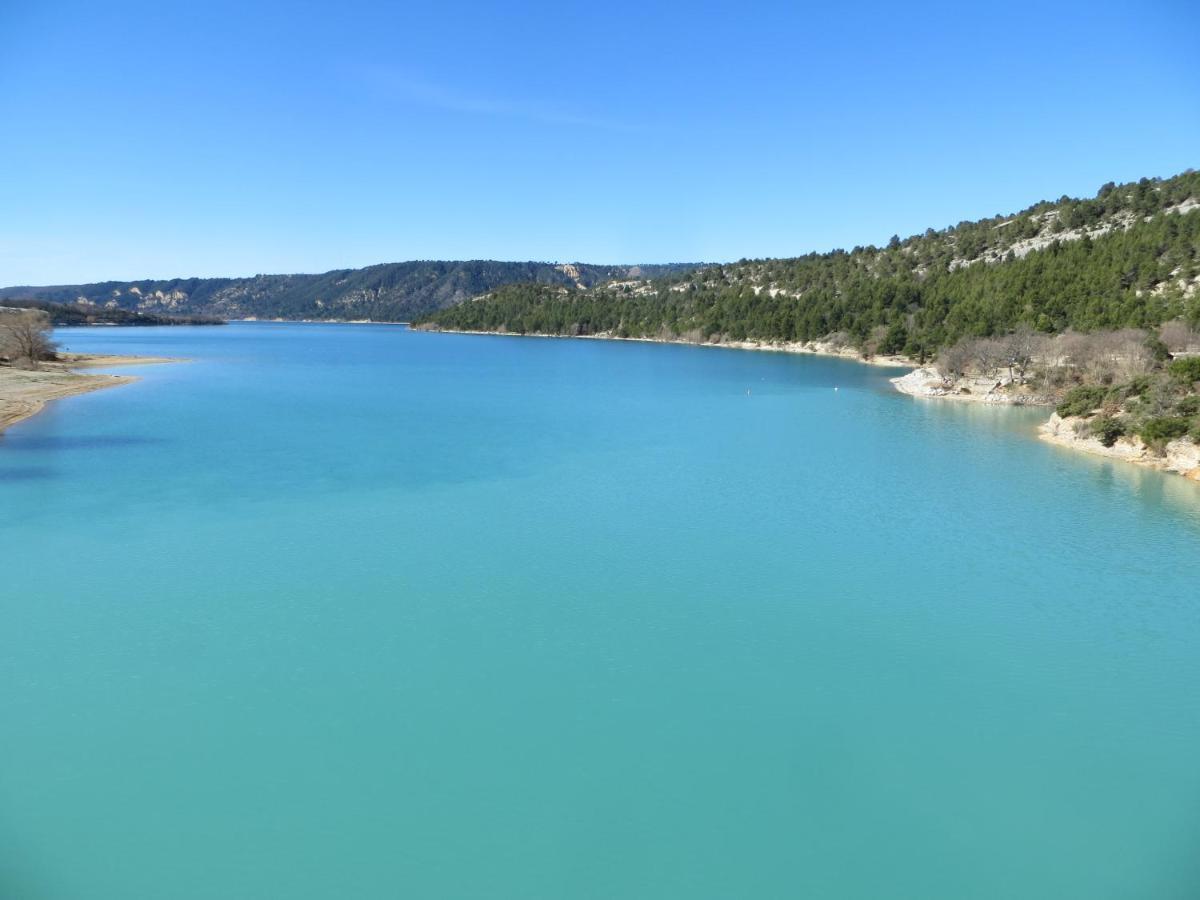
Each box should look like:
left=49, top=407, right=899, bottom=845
left=1160, top=319, right=1200, bottom=354
left=1053, top=330, right=1091, bottom=374
left=823, top=331, right=851, bottom=351
left=1051, top=328, right=1155, bottom=385
left=1001, top=326, right=1042, bottom=383
left=971, top=337, right=1007, bottom=379
left=0, top=309, right=57, bottom=370
left=936, top=339, right=973, bottom=385
left=1101, top=329, right=1156, bottom=382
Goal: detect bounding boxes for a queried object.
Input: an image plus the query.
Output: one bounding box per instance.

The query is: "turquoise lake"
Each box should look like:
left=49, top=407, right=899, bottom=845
left=2, top=322, right=1199, bottom=899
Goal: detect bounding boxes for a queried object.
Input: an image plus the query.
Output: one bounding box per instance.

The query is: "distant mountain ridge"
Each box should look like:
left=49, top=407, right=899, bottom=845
left=0, top=260, right=702, bottom=323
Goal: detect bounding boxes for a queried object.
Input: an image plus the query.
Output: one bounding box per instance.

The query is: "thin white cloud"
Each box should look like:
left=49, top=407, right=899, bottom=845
left=352, top=64, right=637, bottom=132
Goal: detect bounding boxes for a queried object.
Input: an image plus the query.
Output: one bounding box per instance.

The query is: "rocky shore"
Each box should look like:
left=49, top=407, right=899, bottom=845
left=1039, top=413, right=1200, bottom=481
left=889, top=367, right=1056, bottom=405
left=892, top=367, right=1200, bottom=484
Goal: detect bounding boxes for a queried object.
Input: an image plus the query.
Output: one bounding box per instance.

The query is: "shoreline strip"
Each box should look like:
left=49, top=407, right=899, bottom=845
left=0, top=354, right=178, bottom=436
left=420, top=326, right=1200, bottom=487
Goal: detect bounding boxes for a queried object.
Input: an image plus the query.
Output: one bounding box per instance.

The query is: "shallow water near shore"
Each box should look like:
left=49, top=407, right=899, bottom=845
left=2, top=323, right=1199, bottom=899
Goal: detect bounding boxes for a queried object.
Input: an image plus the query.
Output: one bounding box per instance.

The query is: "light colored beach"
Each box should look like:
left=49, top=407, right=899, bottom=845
left=0, top=353, right=176, bottom=434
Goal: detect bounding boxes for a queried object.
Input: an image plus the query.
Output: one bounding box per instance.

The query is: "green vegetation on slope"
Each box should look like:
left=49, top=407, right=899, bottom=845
left=1, top=300, right=222, bottom=327
left=418, top=172, right=1200, bottom=359
left=1055, top=356, right=1200, bottom=449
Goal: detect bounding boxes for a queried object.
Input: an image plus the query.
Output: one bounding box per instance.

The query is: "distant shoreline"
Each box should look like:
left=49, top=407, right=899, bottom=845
left=0, top=353, right=177, bottom=436
left=413, top=325, right=915, bottom=368
left=419, top=325, right=1200, bottom=487
left=231, top=318, right=410, bottom=326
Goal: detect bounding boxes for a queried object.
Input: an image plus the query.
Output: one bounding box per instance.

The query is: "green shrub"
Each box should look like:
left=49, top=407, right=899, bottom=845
left=1168, top=356, right=1200, bottom=383
left=1144, top=334, right=1171, bottom=363
left=1089, top=416, right=1127, bottom=447
left=1123, top=375, right=1152, bottom=398
left=1056, top=385, right=1108, bottom=418
left=1190, top=419, right=1200, bottom=443
left=1138, top=416, right=1191, bottom=448
left=1175, top=395, right=1200, bottom=416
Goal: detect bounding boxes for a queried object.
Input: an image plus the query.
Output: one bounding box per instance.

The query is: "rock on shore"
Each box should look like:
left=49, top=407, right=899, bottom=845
left=890, top=367, right=1055, bottom=405
left=1040, top=413, right=1200, bottom=480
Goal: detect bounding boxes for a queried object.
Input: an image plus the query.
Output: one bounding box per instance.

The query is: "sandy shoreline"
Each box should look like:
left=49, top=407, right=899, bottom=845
left=0, top=354, right=177, bottom=436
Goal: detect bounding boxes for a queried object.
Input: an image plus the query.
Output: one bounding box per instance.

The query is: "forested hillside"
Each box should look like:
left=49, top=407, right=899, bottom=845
left=418, top=172, right=1200, bottom=359
left=0, top=261, right=700, bottom=323
left=1, top=299, right=222, bottom=327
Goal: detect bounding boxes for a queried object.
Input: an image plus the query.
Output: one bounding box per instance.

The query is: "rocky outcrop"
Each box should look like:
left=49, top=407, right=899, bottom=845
left=894, top=372, right=1200, bottom=485
left=890, top=367, right=1055, bottom=405
left=1039, top=413, right=1200, bottom=481
left=1165, top=440, right=1200, bottom=479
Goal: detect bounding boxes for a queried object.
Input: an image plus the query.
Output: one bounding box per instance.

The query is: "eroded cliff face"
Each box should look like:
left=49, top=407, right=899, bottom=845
left=1040, top=413, right=1200, bottom=481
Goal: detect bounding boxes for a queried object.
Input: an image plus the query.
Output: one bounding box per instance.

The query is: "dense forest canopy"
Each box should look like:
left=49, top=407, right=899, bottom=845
left=418, top=171, right=1200, bottom=359
left=0, top=261, right=701, bottom=324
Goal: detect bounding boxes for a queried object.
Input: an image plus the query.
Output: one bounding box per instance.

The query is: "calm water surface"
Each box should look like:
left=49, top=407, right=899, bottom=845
left=2, top=323, right=1199, bottom=899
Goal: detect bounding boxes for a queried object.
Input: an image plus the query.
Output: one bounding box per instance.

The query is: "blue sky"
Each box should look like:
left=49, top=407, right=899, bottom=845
left=1, top=0, right=1197, bottom=284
